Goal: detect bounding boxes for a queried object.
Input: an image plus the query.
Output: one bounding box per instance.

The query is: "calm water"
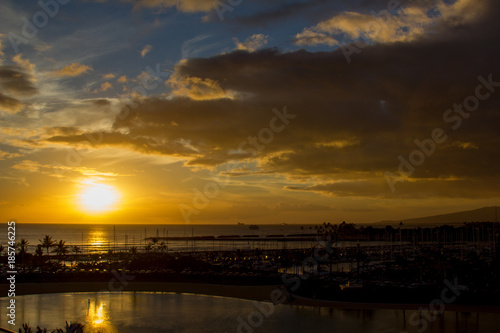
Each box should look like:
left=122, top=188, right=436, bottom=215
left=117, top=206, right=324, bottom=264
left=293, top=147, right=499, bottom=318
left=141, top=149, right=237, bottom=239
left=0, top=292, right=497, bottom=333
left=12, top=223, right=311, bottom=252
left=10, top=223, right=394, bottom=253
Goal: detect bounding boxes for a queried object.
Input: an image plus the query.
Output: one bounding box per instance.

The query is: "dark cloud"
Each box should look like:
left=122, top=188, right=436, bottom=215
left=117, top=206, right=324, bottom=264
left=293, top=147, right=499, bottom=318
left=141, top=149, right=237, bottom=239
left=45, top=0, right=500, bottom=199
left=91, top=99, right=112, bottom=106
left=44, top=127, right=83, bottom=136
left=205, top=0, right=334, bottom=26
left=0, top=66, right=37, bottom=113
left=207, top=0, right=414, bottom=27
left=0, top=66, right=37, bottom=96
left=274, top=202, right=332, bottom=212
left=0, top=91, right=22, bottom=113
left=286, top=177, right=500, bottom=199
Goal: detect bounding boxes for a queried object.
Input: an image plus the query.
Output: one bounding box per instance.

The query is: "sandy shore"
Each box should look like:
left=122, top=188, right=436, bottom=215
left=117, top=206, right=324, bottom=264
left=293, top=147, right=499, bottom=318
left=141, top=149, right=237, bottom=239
left=2, top=282, right=279, bottom=302
left=2, top=282, right=500, bottom=313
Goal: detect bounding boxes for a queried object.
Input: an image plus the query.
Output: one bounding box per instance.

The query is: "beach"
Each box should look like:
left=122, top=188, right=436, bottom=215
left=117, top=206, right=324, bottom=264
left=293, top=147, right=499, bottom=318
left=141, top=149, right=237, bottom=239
left=2, top=282, right=278, bottom=302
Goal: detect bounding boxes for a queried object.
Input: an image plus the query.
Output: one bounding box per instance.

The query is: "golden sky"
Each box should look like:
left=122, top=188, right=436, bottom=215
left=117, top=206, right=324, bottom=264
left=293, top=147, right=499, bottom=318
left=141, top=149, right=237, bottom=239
left=0, top=0, right=499, bottom=224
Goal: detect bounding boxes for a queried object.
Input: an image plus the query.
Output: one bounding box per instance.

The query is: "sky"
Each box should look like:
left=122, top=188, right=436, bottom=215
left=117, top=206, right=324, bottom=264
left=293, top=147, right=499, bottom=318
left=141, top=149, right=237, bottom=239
left=0, top=0, right=499, bottom=224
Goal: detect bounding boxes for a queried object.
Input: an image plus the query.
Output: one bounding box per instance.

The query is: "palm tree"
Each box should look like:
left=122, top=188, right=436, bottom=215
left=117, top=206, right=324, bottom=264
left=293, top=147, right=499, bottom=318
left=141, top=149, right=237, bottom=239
left=35, top=245, right=44, bottom=256
left=53, top=240, right=69, bottom=267
left=159, top=241, right=168, bottom=253
left=62, top=321, right=84, bottom=333
left=129, top=246, right=138, bottom=255
left=35, top=244, right=45, bottom=272
left=17, top=239, right=29, bottom=255
left=40, top=235, right=55, bottom=256
left=0, top=244, right=4, bottom=256
left=53, top=240, right=69, bottom=256
left=16, top=238, right=29, bottom=273
left=71, top=245, right=81, bottom=266
left=19, top=321, right=83, bottom=333
left=71, top=245, right=81, bottom=254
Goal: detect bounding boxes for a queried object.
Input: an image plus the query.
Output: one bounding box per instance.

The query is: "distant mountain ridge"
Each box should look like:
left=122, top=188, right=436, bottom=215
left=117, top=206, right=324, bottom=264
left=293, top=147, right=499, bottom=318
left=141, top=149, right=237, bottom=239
left=374, top=206, right=500, bottom=226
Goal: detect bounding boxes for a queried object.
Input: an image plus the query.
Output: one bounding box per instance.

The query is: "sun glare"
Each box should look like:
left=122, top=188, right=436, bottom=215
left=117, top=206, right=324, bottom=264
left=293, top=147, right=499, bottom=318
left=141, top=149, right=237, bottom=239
left=79, top=183, right=120, bottom=213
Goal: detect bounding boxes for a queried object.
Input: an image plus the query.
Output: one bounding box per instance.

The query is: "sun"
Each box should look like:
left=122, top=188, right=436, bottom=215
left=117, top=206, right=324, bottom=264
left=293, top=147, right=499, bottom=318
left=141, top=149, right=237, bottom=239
left=79, top=183, right=120, bottom=213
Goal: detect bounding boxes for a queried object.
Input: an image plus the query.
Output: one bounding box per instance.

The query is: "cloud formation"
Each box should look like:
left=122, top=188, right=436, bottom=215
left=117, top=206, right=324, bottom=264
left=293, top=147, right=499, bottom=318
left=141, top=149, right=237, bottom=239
left=100, top=81, right=113, bottom=92
left=52, top=63, right=93, bottom=77
left=294, top=0, right=488, bottom=46
left=43, top=0, right=500, bottom=201
left=140, top=44, right=153, bottom=57
left=233, top=34, right=269, bottom=52
left=0, top=65, right=37, bottom=113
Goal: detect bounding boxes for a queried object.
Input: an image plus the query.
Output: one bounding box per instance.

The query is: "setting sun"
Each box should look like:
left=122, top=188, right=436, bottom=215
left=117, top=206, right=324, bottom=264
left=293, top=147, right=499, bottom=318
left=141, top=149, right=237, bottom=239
left=79, top=183, right=120, bottom=213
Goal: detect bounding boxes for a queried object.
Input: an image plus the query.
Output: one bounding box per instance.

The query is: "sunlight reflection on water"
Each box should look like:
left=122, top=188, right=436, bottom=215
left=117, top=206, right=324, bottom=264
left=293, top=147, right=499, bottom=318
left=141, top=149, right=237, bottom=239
left=0, top=292, right=498, bottom=333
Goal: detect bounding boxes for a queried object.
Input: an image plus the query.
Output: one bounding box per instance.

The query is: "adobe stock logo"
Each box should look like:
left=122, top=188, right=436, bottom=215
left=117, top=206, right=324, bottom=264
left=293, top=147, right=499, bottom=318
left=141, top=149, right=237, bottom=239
left=8, top=0, right=70, bottom=54
left=213, top=0, right=244, bottom=21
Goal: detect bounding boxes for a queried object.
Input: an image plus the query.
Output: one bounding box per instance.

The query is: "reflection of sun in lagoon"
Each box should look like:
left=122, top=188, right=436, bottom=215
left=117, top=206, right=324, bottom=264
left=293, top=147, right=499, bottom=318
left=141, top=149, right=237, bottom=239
left=91, top=303, right=104, bottom=324
left=87, top=300, right=114, bottom=332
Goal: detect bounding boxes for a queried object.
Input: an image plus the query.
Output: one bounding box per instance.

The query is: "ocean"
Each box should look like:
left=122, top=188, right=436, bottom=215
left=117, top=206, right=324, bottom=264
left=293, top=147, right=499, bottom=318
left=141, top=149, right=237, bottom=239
left=8, top=223, right=323, bottom=253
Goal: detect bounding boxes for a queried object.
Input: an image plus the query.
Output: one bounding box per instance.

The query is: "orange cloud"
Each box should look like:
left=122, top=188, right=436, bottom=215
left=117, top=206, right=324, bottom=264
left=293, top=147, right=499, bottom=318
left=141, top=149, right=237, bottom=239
left=12, top=54, right=35, bottom=73
left=140, top=44, right=153, bottom=58
left=168, top=75, right=233, bottom=100
left=233, top=34, right=269, bottom=52
left=52, top=63, right=93, bottom=77
left=117, top=75, right=128, bottom=83
left=100, top=81, right=113, bottom=92
left=294, top=0, right=488, bottom=47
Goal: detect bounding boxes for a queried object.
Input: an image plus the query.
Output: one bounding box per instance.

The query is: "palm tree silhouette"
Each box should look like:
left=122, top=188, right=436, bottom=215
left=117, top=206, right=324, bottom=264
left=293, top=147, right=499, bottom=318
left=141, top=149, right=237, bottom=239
left=16, top=238, right=29, bottom=273
left=53, top=240, right=69, bottom=268
left=159, top=241, right=168, bottom=253
left=54, top=240, right=69, bottom=256
left=35, top=244, right=45, bottom=272
left=40, top=235, right=55, bottom=256
left=72, top=245, right=81, bottom=255
left=18, top=321, right=84, bottom=333
left=17, top=238, right=29, bottom=255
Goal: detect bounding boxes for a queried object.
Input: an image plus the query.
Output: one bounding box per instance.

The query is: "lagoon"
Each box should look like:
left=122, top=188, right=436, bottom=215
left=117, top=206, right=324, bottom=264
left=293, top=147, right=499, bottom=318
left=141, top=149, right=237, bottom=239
left=1, top=292, right=498, bottom=332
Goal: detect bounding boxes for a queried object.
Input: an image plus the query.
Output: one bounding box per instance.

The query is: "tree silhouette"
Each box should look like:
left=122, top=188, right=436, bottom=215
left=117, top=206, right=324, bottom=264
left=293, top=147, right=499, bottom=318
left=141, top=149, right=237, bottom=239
left=53, top=240, right=69, bottom=267
left=53, top=240, right=69, bottom=256
left=40, top=235, right=55, bottom=256
left=159, top=241, right=168, bottom=253
left=71, top=245, right=81, bottom=254
left=16, top=238, right=29, bottom=273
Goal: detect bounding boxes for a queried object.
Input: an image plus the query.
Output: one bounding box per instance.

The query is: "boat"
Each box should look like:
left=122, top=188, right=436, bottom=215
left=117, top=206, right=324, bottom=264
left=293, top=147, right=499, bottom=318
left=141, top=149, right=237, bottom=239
left=237, top=222, right=245, bottom=225
left=249, top=225, right=259, bottom=230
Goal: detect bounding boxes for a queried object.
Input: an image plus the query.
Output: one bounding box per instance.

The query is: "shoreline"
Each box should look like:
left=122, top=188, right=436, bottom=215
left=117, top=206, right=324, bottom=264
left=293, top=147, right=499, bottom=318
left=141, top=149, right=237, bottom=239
left=2, top=282, right=500, bottom=313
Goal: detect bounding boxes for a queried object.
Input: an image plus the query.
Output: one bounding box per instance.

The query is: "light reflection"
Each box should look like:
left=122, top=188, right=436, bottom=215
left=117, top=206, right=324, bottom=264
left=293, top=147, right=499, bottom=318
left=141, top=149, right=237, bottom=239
left=86, top=300, right=114, bottom=333
left=89, top=231, right=105, bottom=249
left=89, top=303, right=105, bottom=324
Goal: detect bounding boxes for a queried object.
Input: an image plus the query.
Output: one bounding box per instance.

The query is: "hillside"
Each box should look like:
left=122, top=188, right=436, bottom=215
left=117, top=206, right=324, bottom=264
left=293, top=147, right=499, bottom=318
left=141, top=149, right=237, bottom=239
left=374, top=206, right=500, bottom=226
